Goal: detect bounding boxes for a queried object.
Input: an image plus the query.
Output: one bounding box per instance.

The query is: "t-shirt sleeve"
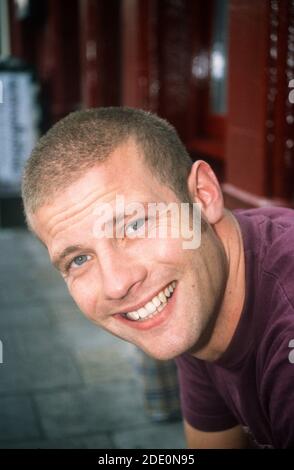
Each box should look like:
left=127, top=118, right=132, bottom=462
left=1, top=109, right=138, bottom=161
left=175, top=353, right=238, bottom=432
left=259, top=330, right=294, bottom=448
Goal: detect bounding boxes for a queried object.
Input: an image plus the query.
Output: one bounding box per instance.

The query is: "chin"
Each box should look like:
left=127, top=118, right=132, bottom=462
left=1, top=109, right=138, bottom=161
left=140, top=342, right=189, bottom=361
left=147, top=351, right=178, bottom=361
left=150, top=334, right=204, bottom=361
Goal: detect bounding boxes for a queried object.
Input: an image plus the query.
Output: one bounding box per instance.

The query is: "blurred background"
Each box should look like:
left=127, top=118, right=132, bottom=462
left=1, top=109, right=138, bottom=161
left=0, top=0, right=293, bottom=449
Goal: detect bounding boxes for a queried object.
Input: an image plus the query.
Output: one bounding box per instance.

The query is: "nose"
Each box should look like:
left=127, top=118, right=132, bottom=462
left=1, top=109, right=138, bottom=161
left=98, top=243, right=147, bottom=300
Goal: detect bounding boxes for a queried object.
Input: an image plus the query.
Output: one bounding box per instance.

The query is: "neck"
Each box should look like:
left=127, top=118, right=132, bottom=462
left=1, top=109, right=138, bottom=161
left=195, top=210, right=246, bottom=362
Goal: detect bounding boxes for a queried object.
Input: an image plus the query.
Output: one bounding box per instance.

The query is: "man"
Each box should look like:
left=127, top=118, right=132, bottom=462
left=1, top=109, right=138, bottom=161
left=22, top=107, right=294, bottom=448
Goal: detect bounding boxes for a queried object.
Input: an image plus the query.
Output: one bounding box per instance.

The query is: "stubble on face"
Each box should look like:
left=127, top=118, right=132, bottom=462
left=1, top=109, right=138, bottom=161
left=29, top=140, right=233, bottom=361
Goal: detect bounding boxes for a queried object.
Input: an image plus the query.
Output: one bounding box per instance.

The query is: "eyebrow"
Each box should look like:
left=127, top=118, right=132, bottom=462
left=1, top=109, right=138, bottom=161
left=51, top=215, right=128, bottom=271
left=52, top=245, right=84, bottom=271
left=51, top=203, right=150, bottom=271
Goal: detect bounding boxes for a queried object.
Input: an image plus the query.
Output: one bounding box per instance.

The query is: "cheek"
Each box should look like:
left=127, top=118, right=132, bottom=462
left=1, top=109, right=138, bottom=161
left=68, top=277, right=98, bottom=319
left=144, top=237, right=184, bottom=262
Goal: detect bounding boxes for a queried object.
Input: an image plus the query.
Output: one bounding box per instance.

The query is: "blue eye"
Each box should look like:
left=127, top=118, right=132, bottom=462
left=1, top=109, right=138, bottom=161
left=125, top=218, right=146, bottom=236
left=71, top=254, right=90, bottom=268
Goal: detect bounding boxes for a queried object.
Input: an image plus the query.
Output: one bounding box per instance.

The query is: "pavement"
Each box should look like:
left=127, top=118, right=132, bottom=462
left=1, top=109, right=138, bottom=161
left=0, top=228, right=185, bottom=449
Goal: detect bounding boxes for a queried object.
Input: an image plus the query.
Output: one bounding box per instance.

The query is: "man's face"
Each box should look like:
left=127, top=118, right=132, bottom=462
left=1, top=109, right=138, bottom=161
left=32, top=139, right=227, bottom=360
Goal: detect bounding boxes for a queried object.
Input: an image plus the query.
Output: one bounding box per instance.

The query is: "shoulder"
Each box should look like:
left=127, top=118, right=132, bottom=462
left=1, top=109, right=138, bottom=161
left=234, top=207, right=294, bottom=374
left=258, top=322, right=294, bottom=448
left=234, top=207, right=294, bottom=306
left=259, top=208, right=294, bottom=313
left=250, top=209, right=294, bottom=359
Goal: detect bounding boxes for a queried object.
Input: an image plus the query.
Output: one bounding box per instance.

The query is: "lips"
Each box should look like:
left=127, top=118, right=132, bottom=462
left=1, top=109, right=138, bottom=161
left=123, top=281, right=176, bottom=321
left=114, top=282, right=177, bottom=331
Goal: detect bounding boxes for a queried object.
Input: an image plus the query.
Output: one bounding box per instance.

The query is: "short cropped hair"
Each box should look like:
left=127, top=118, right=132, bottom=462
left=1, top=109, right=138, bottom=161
left=22, top=107, right=193, bottom=225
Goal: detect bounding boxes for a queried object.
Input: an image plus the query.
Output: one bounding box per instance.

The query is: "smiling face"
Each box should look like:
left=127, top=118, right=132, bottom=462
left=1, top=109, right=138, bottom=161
left=31, top=139, right=228, bottom=360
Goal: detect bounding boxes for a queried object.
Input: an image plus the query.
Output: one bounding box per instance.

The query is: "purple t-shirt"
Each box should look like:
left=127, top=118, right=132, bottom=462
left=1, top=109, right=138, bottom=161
left=175, top=207, right=294, bottom=448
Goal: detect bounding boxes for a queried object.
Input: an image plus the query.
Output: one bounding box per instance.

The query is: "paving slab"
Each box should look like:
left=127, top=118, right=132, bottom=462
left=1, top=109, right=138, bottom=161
left=0, top=329, right=82, bottom=393
left=0, top=228, right=185, bottom=449
left=0, top=395, right=40, bottom=443
left=34, top=382, right=150, bottom=439
left=113, top=421, right=185, bottom=449
left=0, top=432, right=114, bottom=449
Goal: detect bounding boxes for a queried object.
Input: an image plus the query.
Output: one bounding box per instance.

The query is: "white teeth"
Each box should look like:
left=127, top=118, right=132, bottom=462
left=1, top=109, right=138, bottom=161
left=145, top=302, right=157, bottom=314
left=152, top=296, right=161, bottom=307
left=126, top=311, right=140, bottom=320
left=157, top=302, right=167, bottom=312
left=158, top=291, right=167, bottom=303
left=138, top=307, right=149, bottom=318
left=124, top=282, right=176, bottom=321
left=164, top=287, right=171, bottom=297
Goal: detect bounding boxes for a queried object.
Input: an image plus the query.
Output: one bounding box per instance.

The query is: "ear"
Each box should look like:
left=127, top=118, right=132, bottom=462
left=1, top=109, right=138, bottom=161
left=187, top=160, right=224, bottom=224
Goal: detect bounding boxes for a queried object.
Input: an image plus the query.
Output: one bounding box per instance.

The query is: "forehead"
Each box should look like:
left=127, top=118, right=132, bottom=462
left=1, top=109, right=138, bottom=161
left=31, top=139, right=178, bottom=243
